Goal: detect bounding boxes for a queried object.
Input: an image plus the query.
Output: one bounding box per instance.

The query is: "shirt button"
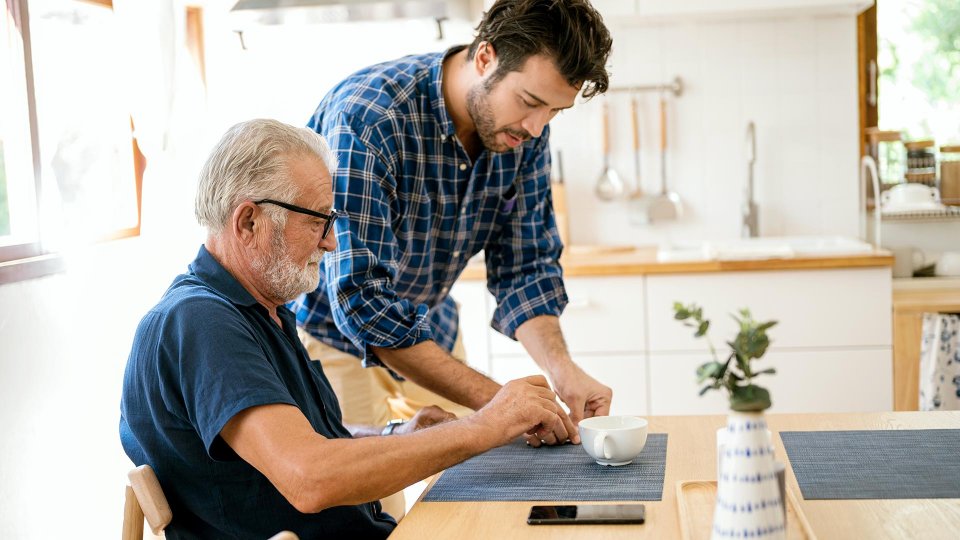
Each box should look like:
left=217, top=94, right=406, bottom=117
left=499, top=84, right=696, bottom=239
left=459, top=163, right=467, bottom=171
left=452, top=251, right=461, bottom=258
left=441, top=287, right=449, bottom=295
left=440, top=134, right=447, bottom=141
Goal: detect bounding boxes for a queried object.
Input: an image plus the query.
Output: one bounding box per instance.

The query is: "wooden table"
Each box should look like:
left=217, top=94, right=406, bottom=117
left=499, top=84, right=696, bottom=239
left=390, top=412, right=960, bottom=540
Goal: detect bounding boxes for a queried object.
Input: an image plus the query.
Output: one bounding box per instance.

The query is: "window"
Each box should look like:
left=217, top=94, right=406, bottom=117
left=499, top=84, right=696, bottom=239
left=1, top=0, right=142, bottom=282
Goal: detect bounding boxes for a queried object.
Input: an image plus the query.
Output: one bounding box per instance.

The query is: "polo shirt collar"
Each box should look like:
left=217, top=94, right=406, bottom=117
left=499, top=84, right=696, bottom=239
left=428, top=45, right=468, bottom=139
left=189, top=245, right=259, bottom=307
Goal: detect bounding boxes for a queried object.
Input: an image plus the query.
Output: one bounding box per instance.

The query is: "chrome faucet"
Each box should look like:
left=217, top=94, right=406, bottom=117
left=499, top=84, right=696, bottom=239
left=742, top=121, right=759, bottom=238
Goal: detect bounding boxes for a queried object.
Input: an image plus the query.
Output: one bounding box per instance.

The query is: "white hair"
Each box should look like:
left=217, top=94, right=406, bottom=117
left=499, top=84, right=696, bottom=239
left=195, top=118, right=337, bottom=235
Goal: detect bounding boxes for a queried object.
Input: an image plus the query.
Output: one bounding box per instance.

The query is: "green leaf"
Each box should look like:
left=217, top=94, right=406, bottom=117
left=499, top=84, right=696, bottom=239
left=729, top=384, right=772, bottom=412
left=695, top=320, right=710, bottom=337
left=754, top=368, right=776, bottom=376
left=696, top=361, right=724, bottom=383
left=698, top=384, right=714, bottom=396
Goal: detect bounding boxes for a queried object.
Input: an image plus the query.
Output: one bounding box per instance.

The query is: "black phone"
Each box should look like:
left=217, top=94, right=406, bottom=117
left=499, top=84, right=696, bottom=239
left=526, top=504, right=646, bottom=525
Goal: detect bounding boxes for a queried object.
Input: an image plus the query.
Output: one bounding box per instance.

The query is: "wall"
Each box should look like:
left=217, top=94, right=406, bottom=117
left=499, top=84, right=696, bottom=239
left=552, top=14, right=861, bottom=246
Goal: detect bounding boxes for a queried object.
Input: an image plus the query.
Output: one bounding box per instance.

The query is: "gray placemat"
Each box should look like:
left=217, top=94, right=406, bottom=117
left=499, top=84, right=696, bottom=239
left=422, top=434, right=667, bottom=502
left=781, top=429, right=960, bottom=499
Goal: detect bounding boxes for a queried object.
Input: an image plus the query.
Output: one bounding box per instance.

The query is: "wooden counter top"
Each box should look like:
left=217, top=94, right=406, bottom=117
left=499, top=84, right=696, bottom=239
left=459, top=245, right=894, bottom=280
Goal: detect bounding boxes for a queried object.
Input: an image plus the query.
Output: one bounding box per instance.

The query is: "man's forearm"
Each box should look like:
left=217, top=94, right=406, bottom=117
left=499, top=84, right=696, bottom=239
left=371, top=340, right=501, bottom=410
left=514, top=315, right=576, bottom=376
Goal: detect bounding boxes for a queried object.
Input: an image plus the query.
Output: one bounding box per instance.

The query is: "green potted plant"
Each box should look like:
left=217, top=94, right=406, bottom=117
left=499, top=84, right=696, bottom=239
left=673, top=302, right=777, bottom=411
left=673, top=302, right=786, bottom=539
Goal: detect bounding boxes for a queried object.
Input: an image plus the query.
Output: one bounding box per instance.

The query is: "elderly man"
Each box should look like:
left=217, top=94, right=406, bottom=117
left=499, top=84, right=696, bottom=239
left=119, top=119, right=570, bottom=539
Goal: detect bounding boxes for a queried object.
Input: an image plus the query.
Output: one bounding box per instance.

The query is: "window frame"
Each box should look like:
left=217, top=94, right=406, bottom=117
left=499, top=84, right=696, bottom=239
left=0, top=0, right=144, bottom=283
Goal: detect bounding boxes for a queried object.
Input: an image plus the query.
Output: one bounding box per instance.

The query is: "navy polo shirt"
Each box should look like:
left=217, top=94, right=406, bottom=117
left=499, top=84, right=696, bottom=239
left=120, top=245, right=396, bottom=539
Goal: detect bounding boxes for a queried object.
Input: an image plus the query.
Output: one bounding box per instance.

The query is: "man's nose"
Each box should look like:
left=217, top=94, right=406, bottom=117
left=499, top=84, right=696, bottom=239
left=319, top=231, right=337, bottom=252
left=521, top=111, right=549, bottom=139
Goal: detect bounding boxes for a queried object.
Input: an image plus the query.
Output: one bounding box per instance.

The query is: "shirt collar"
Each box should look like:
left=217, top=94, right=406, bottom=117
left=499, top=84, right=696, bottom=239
left=189, top=245, right=259, bottom=307
left=428, top=45, right=468, bottom=138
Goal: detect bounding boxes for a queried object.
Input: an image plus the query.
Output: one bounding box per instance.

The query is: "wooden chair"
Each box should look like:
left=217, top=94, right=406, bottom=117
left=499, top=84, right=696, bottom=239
left=123, top=464, right=298, bottom=540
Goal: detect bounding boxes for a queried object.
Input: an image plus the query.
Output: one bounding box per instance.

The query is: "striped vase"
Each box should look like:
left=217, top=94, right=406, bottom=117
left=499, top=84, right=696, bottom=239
left=712, top=411, right=785, bottom=540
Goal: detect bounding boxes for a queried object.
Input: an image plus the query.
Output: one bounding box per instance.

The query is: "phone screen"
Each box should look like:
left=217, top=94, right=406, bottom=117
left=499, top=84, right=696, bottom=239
left=526, top=504, right=646, bottom=525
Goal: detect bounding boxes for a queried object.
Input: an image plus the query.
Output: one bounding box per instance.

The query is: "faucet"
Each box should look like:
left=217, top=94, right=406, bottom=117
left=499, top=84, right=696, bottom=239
left=860, top=155, right=882, bottom=248
left=742, top=121, right=758, bottom=238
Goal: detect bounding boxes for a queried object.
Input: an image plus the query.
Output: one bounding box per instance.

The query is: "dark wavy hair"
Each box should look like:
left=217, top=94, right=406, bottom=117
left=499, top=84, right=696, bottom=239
left=467, top=0, right=613, bottom=98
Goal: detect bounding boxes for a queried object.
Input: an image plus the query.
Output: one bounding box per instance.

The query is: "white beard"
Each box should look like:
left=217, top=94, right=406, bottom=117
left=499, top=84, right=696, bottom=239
left=252, top=227, right=322, bottom=302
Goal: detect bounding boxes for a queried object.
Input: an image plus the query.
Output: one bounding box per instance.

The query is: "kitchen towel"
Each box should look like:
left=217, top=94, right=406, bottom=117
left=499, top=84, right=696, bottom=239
left=422, top=434, right=667, bottom=502
left=781, top=429, right=960, bottom=499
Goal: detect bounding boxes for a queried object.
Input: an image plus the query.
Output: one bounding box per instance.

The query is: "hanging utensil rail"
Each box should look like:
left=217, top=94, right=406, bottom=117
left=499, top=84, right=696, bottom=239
left=608, top=76, right=683, bottom=97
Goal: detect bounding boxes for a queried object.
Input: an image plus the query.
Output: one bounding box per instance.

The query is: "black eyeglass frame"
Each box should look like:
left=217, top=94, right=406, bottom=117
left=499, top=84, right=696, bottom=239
left=253, top=199, right=344, bottom=240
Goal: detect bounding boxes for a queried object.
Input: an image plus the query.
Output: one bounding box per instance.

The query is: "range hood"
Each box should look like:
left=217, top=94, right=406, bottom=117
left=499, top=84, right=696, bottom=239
left=230, top=0, right=477, bottom=25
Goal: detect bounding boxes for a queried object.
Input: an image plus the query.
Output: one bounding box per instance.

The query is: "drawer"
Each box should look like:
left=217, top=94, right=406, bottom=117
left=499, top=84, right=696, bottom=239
left=646, top=268, right=892, bottom=351
left=648, top=348, right=892, bottom=415
left=489, top=276, right=646, bottom=355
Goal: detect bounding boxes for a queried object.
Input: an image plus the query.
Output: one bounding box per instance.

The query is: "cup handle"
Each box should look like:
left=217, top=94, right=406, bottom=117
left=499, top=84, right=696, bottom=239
left=594, top=433, right=611, bottom=459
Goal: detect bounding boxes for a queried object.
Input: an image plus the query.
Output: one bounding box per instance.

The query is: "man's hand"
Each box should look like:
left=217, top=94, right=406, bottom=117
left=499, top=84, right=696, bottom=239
left=551, top=363, right=613, bottom=427
left=394, top=405, right=456, bottom=435
left=469, top=375, right=569, bottom=448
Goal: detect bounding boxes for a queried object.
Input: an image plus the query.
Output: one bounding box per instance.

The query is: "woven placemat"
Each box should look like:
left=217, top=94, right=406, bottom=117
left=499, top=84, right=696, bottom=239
left=781, top=429, right=960, bottom=499
left=422, top=434, right=667, bottom=502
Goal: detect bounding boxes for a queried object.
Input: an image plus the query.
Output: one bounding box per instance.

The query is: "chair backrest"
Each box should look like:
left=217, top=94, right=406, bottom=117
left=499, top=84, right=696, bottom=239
left=122, top=464, right=299, bottom=540
left=124, top=465, right=173, bottom=539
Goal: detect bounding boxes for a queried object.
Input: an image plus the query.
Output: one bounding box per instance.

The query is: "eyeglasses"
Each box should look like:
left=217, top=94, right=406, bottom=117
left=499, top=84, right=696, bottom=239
left=253, top=199, right=344, bottom=240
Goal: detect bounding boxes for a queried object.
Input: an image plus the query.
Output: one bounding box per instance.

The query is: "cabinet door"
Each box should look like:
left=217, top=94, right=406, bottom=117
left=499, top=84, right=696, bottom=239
left=488, top=276, right=646, bottom=356
left=646, top=268, right=892, bottom=351
left=490, top=353, right=648, bottom=416
left=648, top=348, right=892, bottom=415
left=450, top=280, right=491, bottom=375
left=592, top=0, right=638, bottom=17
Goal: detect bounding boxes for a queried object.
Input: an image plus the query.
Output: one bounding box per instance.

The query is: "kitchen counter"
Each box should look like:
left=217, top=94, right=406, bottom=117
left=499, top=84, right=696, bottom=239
left=458, top=245, right=893, bottom=280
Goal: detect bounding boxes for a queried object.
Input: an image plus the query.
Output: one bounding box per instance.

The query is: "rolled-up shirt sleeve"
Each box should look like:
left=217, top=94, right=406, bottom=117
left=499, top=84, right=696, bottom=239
left=325, top=114, right=435, bottom=366
left=484, top=132, right=568, bottom=340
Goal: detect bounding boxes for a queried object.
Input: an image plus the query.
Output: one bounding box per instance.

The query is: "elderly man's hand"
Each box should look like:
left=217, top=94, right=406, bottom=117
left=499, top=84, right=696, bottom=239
left=394, top=405, right=457, bottom=435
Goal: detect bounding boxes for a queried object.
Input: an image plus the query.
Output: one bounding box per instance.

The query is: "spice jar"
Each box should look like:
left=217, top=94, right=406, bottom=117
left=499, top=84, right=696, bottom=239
left=865, top=128, right=904, bottom=187
left=941, top=145, right=960, bottom=206
left=904, top=139, right=937, bottom=185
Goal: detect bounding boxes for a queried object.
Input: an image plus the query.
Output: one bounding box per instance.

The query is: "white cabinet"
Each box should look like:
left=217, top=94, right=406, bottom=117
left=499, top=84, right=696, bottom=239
left=649, top=348, right=892, bottom=415
left=457, top=265, right=892, bottom=416
left=646, top=268, right=892, bottom=352
left=634, top=0, right=872, bottom=21
left=591, top=0, right=638, bottom=18
left=450, top=280, right=491, bottom=375
left=489, top=276, right=645, bottom=356
left=490, top=353, right=648, bottom=416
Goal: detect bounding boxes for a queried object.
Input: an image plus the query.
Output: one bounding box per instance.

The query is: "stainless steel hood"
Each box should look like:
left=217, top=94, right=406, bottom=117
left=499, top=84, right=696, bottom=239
left=230, top=0, right=476, bottom=25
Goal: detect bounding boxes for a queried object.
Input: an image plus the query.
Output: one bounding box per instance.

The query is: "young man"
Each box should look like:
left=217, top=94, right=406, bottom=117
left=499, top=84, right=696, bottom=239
left=295, top=0, right=615, bottom=448
left=120, top=119, right=572, bottom=539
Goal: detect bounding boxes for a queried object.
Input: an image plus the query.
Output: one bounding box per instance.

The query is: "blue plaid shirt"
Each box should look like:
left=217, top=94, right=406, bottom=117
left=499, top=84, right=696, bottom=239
left=293, top=47, right=568, bottom=370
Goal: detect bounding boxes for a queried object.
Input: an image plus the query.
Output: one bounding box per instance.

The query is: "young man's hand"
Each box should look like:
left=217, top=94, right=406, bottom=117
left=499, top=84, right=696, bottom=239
left=394, top=405, right=457, bottom=435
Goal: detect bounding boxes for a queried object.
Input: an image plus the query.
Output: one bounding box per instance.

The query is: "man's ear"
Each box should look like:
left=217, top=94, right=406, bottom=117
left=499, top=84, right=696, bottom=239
left=232, top=202, right=259, bottom=247
left=473, top=41, right=498, bottom=77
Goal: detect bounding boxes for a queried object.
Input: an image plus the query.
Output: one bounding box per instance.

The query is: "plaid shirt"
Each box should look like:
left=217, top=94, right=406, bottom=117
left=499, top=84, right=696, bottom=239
left=293, top=48, right=568, bottom=369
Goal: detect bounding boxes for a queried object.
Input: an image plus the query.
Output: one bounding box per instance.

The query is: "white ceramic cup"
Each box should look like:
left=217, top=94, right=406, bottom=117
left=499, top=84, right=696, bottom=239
left=881, top=183, right=939, bottom=209
left=578, top=416, right=648, bottom=466
left=936, top=252, right=960, bottom=277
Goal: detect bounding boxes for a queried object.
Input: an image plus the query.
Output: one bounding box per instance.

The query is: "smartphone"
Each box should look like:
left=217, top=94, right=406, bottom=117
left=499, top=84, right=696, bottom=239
left=526, top=504, right=645, bottom=525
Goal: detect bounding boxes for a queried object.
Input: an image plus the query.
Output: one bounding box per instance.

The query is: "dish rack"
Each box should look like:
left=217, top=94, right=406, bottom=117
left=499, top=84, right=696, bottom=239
left=880, top=206, right=960, bottom=221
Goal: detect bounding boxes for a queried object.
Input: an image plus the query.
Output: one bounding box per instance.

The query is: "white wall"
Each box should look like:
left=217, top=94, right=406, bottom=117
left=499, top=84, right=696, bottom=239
left=551, top=14, right=861, bottom=246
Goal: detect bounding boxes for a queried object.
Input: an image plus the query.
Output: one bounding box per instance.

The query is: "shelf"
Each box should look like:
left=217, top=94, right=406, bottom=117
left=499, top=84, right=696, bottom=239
left=878, top=207, right=960, bottom=222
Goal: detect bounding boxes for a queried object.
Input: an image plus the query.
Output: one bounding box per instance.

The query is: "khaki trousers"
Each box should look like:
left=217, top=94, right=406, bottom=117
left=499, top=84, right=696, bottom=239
left=297, top=329, right=474, bottom=519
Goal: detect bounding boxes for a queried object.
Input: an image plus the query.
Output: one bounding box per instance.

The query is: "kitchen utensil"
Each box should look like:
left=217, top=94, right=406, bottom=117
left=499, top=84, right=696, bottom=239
left=940, top=145, right=960, bottom=205
left=935, top=251, right=960, bottom=277
left=629, top=94, right=643, bottom=198
left=646, top=95, right=681, bottom=220
left=578, top=415, right=648, bottom=466
left=594, top=100, right=624, bottom=201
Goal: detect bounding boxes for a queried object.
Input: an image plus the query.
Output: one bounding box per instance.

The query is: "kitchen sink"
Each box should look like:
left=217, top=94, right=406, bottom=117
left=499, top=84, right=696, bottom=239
left=656, top=236, right=877, bottom=262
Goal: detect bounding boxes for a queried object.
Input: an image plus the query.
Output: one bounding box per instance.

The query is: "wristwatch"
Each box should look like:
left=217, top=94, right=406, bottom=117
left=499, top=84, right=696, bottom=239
left=381, top=419, right=404, bottom=436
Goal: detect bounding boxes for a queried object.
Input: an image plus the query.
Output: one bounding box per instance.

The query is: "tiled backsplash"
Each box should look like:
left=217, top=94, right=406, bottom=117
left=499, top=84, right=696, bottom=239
left=550, top=15, right=861, bottom=246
